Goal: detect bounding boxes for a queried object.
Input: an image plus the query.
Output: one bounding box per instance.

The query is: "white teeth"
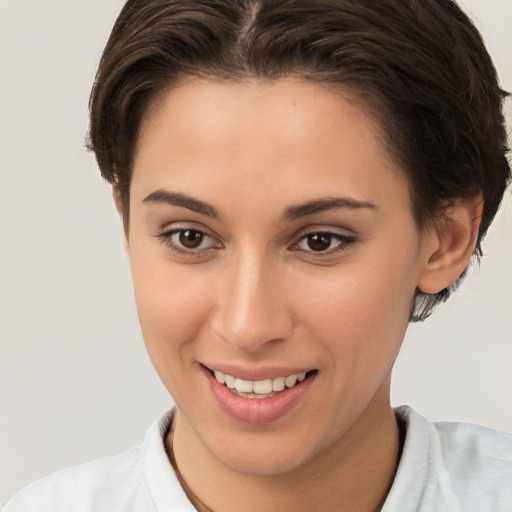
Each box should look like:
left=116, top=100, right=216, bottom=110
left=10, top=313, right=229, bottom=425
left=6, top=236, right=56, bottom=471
left=212, top=369, right=309, bottom=394
left=272, top=376, right=285, bottom=392
left=224, top=374, right=236, bottom=389
left=284, top=374, right=298, bottom=388
left=234, top=379, right=253, bottom=393
left=214, top=370, right=225, bottom=384
left=253, top=379, right=273, bottom=394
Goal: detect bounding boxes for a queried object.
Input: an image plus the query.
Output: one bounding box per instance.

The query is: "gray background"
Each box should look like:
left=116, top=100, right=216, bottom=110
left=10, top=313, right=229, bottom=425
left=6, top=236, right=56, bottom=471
left=1, top=0, right=511, bottom=504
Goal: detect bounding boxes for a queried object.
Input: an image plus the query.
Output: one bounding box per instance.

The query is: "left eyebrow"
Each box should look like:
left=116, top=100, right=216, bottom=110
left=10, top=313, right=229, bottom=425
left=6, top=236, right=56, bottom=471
left=283, top=196, right=377, bottom=221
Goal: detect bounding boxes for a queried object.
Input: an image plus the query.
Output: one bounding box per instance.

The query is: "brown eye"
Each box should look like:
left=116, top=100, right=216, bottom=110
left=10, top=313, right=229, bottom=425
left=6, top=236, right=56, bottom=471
left=179, top=230, right=204, bottom=249
left=306, top=233, right=334, bottom=252
left=158, top=227, right=220, bottom=255
left=294, top=231, right=355, bottom=255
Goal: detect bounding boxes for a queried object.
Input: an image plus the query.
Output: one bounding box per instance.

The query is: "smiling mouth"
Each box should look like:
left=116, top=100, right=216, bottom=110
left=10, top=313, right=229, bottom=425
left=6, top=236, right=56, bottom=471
left=204, top=366, right=318, bottom=399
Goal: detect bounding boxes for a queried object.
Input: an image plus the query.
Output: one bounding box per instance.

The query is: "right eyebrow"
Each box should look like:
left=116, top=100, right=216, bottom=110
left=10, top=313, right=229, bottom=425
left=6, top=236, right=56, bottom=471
left=142, top=189, right=220, bottom=218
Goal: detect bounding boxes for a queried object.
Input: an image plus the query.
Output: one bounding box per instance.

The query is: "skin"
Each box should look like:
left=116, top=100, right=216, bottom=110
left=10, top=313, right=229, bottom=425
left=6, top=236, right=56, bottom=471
left=125, top=79, right=480, bottom=512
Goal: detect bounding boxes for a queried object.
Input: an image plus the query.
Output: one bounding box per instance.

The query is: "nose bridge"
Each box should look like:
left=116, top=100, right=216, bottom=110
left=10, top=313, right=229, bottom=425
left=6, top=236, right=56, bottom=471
left=213, top=246, right=291, bottom=352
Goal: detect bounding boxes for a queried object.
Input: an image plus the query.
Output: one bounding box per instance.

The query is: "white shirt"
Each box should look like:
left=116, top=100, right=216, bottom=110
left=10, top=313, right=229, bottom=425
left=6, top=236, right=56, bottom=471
left=3, top=406, right=512, bottom=511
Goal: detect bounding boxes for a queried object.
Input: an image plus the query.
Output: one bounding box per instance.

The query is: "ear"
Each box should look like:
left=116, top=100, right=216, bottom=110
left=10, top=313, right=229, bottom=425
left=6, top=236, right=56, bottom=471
left=417, top=197, right=483, bottom=294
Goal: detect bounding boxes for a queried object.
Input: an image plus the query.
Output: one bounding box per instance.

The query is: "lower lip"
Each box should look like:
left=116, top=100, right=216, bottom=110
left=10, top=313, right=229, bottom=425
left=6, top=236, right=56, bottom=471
left=203, top=367, right=317, bottom=425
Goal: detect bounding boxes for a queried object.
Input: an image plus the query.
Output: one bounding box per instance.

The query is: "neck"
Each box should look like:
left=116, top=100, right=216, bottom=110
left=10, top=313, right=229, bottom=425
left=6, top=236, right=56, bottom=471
left=170, top=393, right=401, bottom=512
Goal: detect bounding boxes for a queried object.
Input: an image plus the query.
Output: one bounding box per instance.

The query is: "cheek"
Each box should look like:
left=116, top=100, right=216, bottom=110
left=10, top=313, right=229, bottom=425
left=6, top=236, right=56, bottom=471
left=295, top=254, right=417, bottom=364
left=130, top=255, right=212, bottom=371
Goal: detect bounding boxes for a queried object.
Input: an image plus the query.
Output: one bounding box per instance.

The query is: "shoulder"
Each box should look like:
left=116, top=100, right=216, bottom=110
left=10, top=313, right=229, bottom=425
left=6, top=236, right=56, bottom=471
left=387, top=406, right=512, bottom=512
left=1, top=410, right=191, bottom=512
left=433, top=415, right=512, bottom=503
left=2, top=446, right=150, bottom=512
left=434, top=414, right=512, bottom=458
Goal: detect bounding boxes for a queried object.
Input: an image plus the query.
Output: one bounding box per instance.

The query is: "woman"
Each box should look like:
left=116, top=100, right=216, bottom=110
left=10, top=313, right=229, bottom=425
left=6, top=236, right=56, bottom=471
left=3, top=0, right=511, bottom=510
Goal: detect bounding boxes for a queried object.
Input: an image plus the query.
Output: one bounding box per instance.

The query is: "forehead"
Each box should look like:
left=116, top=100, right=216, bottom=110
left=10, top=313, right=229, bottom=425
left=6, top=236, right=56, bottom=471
left=140, top=78, right=388, bottom=157
left=132, top=78, right=411, bottom=218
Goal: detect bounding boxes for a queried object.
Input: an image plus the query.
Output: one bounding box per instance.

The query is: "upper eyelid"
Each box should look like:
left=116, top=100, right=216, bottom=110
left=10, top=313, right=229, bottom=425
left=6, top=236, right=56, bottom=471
left=300, top=231, right=353, bottom=239
left=157, top=216, right=355, bottom=234
left=159, top=219, right=213, bottom=233
left=159, top=222, right=222, bottom=240
left=156, top=223, right=356, bottom=248
left=160, top=227, right=217, bottom=243
left=161, top=226, right=210, bottom=236
left=291, top=225, right=357, bottom=241
left=291, top=229, right=357, bottom=252
left=156, top=229, right=221, bottom=258
left=294, top=231, right=355, bottom=247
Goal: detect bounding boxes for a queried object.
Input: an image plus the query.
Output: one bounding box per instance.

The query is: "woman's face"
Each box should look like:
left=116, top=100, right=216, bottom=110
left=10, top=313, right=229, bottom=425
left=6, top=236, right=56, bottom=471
left=128, top=79, right=432, bottom=475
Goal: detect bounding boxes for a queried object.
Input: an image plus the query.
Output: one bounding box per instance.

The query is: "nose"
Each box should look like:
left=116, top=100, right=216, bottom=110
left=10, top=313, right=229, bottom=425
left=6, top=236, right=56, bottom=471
left=211, top=250, right=294, bottom=353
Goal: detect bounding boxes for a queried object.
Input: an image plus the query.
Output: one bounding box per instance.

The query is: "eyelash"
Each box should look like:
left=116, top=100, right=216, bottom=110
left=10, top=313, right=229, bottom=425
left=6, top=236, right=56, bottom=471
left=156, top=228, right=356, bottom=257
left=156, top=228, right=220, bottom=257
left=291, top=231, right=356, bottom=256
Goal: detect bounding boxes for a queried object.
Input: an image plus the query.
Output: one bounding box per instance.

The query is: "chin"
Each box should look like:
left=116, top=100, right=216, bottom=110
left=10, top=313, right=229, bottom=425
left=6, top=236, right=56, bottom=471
left=196, top=421, right=324, bottom=477
left=211, top=443, right=313, bottom=477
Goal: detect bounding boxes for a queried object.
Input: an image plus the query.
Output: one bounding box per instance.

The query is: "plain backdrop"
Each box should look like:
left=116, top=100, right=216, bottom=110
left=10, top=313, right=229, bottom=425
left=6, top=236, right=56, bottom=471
left=0, top=0, right=511, bottom=504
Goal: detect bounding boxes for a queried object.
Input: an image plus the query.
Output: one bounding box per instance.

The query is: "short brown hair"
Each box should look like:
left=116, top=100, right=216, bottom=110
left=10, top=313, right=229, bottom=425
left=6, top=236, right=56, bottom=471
left=87, top=0, right=510, bottom=320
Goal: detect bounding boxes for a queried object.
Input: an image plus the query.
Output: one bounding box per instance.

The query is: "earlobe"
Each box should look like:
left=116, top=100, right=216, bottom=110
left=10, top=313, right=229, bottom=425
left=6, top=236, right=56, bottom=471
left=417, top=197, right=483, bottom=294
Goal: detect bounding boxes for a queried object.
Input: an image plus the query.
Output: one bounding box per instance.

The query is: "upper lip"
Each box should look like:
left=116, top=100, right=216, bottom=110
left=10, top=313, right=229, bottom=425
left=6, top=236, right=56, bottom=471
left=201, top=363, right=316, bottom=381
